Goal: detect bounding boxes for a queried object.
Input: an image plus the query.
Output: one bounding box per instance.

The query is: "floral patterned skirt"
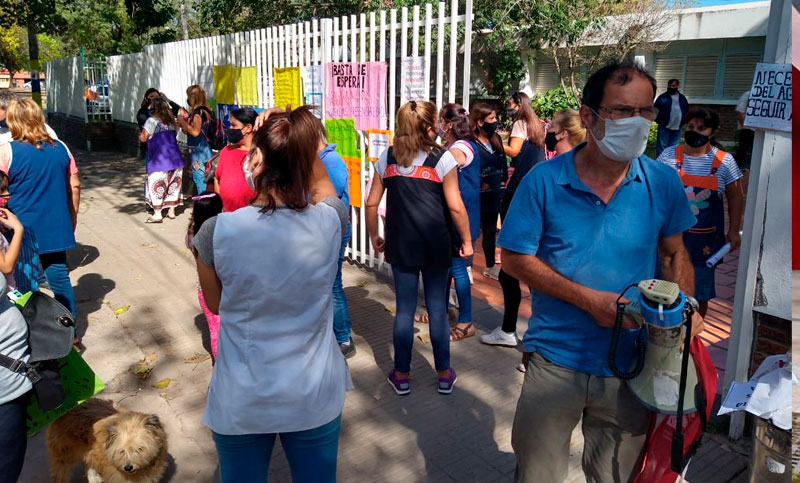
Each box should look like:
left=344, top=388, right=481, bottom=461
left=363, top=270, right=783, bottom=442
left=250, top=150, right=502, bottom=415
left=145, top=168, right=184, bottom=210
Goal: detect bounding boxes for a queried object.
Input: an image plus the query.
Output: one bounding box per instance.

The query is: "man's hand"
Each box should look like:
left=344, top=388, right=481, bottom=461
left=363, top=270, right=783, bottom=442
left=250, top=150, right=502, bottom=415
left=371, top=235, right=385, bottom=253
left=585, top=289, right=637, bottom=330
left=725, top=230, right=741, bottom=251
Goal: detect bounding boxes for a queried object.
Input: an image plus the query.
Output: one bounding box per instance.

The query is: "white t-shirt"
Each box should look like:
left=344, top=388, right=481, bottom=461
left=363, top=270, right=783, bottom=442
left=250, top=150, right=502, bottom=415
left=657, top=146, right=743, bottom=195
left=449, top=140, right=475, bottom=167
left=143, top=117, right=174, bottom=135
left=374, top=148, right=458, bottom=181
left=667, top=93, right=682, bottom=130
left=510, top=120, right=528, bottom=140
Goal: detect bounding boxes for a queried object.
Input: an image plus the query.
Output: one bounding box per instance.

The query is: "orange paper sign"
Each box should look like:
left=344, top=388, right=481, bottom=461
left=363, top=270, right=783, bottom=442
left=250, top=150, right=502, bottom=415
left=343, top=155, right=362, bottom=208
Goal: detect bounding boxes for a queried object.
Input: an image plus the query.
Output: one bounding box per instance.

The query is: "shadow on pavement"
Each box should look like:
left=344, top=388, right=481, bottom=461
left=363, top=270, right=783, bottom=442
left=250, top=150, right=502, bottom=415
left=73, top=272, right=116, bottom=342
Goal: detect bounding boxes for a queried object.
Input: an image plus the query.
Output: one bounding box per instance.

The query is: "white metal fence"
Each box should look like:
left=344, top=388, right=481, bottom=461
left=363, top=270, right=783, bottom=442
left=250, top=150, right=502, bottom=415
left=45, top=57, right=86, bottom=120
left=47, top=0, right=474, bottom=272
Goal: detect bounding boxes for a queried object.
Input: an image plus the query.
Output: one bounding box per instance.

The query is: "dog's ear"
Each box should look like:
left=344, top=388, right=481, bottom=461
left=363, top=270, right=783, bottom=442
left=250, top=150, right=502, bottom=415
left=145, top=415, right=163, bottom=432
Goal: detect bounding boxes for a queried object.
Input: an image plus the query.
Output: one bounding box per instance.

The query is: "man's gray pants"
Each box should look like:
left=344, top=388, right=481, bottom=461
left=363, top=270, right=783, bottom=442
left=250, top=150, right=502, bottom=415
left=512, top=352, right=651, bottom=483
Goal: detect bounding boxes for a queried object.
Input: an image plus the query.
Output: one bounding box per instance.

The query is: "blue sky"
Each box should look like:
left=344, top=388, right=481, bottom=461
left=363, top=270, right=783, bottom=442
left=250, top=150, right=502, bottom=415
left=695, top=0, right=764, bottom=6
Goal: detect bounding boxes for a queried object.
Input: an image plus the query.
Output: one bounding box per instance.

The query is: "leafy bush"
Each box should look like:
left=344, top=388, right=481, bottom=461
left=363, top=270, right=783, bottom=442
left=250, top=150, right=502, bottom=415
left=531, top=88, right=579, bottom=120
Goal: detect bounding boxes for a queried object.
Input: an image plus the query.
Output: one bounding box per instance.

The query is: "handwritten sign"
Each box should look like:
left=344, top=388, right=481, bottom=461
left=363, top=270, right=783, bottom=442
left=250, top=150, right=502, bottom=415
left=400, top=56, right=426, bottom=105
left=366, top=129, right=392, bottom=162
left=343, top=156, right=362, bottom=208
left=302, top=65, right=323, bottom=118
left=743, top=63, right=792, bottom=132
left=325, top=62, right=387, bottom=131
left=213, top=65, right=236, bottom=104
left=196, top=65, right=215, bottom=99
left=237, top=66, right=259, bottom=106
left=217, top=103, right=238, bottom=129
left=273, top=67, right=303, bottom=110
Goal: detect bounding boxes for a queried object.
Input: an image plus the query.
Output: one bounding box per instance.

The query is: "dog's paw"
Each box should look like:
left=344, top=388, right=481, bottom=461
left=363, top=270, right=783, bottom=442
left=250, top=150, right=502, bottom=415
left=86, top=467, right=105, bottom=483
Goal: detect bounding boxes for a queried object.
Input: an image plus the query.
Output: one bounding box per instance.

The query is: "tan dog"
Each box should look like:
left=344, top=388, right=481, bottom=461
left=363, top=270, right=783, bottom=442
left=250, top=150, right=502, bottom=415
left=46, top=398, right=168, bottom=483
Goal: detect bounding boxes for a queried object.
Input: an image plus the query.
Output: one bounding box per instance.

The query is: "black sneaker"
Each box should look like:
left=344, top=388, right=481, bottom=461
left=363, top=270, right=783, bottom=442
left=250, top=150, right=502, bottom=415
left=339, top=339, right=356, bottom=359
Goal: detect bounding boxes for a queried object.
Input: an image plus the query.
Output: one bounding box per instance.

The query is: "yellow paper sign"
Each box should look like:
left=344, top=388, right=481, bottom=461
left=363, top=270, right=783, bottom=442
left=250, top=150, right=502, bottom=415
left=237, top=66, right=259, bottom=106
left=213, top=65, right=236, bottom=105
left=343, top=155, right=362, bottom=209
left=273, top=67, right=303, bottom=110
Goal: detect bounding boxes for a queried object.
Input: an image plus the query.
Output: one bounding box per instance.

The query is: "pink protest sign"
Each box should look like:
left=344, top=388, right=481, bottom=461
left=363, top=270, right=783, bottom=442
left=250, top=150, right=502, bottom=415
left=324, top=62, right=388, bottom=131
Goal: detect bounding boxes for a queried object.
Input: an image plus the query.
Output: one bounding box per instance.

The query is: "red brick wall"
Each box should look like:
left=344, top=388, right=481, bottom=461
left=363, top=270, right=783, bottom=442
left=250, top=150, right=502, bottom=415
left=750, top=312, right=791, bottom=372
left=47, top=113, right=141, bottom=156
left=689, top=103, right=739, bottom=144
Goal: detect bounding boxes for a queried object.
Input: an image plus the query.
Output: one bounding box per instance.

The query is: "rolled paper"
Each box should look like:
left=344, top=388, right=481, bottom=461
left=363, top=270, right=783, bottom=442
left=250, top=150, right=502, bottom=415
left=706, top=243, right=732, bottom=268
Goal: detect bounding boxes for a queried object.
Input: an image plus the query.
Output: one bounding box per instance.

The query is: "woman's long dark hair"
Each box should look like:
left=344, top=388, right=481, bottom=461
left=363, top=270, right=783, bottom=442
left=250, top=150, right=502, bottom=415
left=250, top=106, right=320, bottom=214
left=230, top=107, right=257, bottom=127
left=510, top=92, right=545, bottom=148
left=440, top=103, right=475, bottom=142
left=186, top=191, right=223, bottom=254
left=470, top=102, right=503, bottom=153
left=141, top=87, right=159, bottom=109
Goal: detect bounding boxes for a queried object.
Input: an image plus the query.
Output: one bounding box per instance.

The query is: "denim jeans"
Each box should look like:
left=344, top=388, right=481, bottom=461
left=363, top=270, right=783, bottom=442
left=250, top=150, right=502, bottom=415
left=448, top=257, right=472, bottom=323
left=656, top=125, right=681, bottom=156
left=0, top=391, right=31, bottom=483
left=391, top=264, right=450, bottom=372
left=212, top=415, right=341, bottom=483
left=40, top=251, right=75, bottom=319
left=332, top=225, right=352, bottom=344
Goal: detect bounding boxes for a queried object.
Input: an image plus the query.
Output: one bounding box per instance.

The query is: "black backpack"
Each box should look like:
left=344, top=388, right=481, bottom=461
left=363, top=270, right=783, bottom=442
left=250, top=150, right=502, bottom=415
left=196, top=106, right=226, bottom=151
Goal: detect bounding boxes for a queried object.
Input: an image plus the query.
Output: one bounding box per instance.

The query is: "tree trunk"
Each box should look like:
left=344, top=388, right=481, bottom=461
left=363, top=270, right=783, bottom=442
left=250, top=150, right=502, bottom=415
left=26, top=20, right=41, bottom=107
left=180, top=0, right=189, bottom=41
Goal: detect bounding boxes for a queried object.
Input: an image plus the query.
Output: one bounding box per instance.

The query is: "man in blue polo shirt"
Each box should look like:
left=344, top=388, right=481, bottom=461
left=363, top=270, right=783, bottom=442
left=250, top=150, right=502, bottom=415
left=499, top=60, right=705, bottom=482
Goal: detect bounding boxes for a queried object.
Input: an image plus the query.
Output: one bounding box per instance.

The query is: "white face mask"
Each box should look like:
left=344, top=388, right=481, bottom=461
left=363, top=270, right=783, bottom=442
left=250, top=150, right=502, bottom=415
left=591, top=115, right=652, bottom=163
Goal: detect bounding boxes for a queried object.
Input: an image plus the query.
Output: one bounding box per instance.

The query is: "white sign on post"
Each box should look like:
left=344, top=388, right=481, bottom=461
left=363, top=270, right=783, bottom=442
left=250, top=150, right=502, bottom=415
left=743, top=62, right=792, bottom=132
left=400, top=56, right=426, bottom=105
left=301, top=65, right=323, bottom=118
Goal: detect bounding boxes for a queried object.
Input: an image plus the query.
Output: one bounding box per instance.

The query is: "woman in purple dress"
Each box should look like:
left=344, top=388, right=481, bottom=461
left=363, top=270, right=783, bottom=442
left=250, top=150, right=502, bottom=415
left=139, top=97, right=185, bottom=223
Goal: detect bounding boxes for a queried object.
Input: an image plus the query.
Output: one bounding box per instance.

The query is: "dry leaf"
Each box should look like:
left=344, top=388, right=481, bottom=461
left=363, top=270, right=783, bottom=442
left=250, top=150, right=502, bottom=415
left=416, top=333, right=431, bottom=343
left=184, top=353, right=211, bottom=364
left=152, top=378, right=171, bottom=389
left=357, top=281, right=367, bottom=288
left=132, top=361, right=152, bottom=380
left=384, top=306, right=395, bottom=314
left=114, top=305, right=130, bottom=315
left=142, top=242, right=157, bottom=249
left=135, top=274, right=142, bottom=281
left=146, top=353, right=158, bottom=361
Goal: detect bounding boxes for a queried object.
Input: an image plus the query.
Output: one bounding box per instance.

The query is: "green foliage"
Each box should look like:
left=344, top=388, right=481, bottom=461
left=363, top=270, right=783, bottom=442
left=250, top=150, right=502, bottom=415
left=0, top=26, right=25, bottom=76
left=531, top=88, right=579, bottom=121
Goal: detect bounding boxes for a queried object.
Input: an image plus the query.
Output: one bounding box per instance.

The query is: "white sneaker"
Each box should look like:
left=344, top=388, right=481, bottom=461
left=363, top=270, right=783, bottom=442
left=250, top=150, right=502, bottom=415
left=483, top=265, right=500, bottom=280
left=480, top=327, right=518, bottom=347
left=467, top=266, right=474, bottom=285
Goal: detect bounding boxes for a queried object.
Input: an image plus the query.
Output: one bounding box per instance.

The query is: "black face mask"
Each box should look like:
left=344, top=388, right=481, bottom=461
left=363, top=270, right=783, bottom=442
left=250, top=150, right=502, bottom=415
left=544, top=131, right=560, bottom=152
left=506, top=108, right=518, bottom=119
left=684, top=130, right=710, bottom=148
left=481, top=121, right=498, bottom=137
left=667, top=88, right=679, bottom=95
left=225, top=128, right=244, bottom=145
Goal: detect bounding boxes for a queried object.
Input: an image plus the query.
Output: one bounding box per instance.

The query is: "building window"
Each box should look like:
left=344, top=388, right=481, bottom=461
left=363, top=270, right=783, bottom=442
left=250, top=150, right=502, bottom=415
left=534, top=58, right=560, bottom=93
left=684, top=56, right=719, bottom=98
left=723, top=55, right=761, bottom=98
left=653, top=56, right=685, bottom=94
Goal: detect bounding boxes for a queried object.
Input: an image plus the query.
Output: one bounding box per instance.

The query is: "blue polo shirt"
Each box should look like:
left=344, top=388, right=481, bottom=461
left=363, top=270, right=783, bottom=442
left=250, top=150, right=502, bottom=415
left=497, top=143, right=696, bottom=376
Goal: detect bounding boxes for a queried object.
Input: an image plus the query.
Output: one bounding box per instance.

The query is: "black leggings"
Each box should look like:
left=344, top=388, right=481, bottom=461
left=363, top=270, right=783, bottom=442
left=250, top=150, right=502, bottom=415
left=480, top=211, right=499, bottom=268
left=498, top=194, right=520, bottom=333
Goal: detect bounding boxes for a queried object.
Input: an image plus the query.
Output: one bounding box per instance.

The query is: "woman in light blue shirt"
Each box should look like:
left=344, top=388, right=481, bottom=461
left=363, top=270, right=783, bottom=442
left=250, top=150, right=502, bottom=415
left=193, top=106, right=351, bottom=482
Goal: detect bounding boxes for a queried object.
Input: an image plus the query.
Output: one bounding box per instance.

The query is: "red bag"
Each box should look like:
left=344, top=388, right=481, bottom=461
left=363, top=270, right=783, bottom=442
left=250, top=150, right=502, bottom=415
left=633, top=337, right=718, bottom=482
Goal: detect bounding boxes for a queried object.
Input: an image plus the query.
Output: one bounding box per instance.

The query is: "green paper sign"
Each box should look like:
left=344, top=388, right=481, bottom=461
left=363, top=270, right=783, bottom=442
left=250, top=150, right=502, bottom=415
left=26, top=349, right=105, bottom=436
left=325, top=119, right=362, bottom=159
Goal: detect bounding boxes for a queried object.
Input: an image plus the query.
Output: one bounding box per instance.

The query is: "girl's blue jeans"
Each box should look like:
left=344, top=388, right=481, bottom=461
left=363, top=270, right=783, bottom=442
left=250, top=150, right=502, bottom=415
left=448, top=256, right=472, bottom=323
left=212, top=415, right=341, bottom=483
left=391, top=264, right=450, bottom=372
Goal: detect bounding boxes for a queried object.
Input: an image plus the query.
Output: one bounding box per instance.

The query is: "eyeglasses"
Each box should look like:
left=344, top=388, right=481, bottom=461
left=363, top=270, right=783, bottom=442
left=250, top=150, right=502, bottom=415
left=595, top=105, right=659, bottom=122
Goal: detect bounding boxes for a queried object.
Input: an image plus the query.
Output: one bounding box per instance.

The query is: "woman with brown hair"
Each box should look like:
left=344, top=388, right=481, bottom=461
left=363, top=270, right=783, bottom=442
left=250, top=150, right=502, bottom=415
left=193, top=106, right=351, bottom=482
left=470, top=103, right=507, bottom=282
left=177, top=85, right=215, bottom=194
left=481, top=92, right=546, bottom=348
left=0, top=98, right=80, bottom=333
left=366, top=100, right=472, bottom=394
left=139, top=96, right=185, bottom=223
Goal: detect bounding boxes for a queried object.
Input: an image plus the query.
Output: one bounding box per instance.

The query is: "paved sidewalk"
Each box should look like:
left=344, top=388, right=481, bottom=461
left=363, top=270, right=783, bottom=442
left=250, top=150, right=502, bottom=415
left=17, top=150, right=748, bottom=482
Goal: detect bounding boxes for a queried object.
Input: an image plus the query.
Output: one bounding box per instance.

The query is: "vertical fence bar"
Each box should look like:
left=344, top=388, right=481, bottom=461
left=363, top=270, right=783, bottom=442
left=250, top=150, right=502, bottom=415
left=266, top=28, right=274, bottom=106
left=401, top=7, right=408, bottom=63
left=389, top=9, right=397, bottom=132
left=412, top=5, right=420, bottom=57
left=350, top=14, right=357, bottom=64
left=448, top=0, right=457, bottom=102
left=313, top=19, right=320, bottom=65
left=462, top=0, right=473, bottom=109
left=359, top=12, right=368, bottom=264
left=424, top=4, right=432, bottom=101
left=333, top=17, right=340, bottom=63
left=359, top=14, right=366, bottom=64
left=305, top=21, right=312, bottom=67
left=436, top=2, right=445, bottom=110
left=379, top=10, right=387, bottom=62
left=341, top=16, right=349, bottom=62
left=369, top=12, right=376, bottom=63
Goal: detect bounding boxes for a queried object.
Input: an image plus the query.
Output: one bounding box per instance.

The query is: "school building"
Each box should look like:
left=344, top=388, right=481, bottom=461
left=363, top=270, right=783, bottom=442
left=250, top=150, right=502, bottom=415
left=513, top=1, right=770, bottom=143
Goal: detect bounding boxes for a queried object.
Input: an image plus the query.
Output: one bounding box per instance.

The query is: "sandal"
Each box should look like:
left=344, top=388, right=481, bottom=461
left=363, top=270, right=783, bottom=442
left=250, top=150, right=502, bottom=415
left=450, top=323, right=475, bottom=341
left=166, top=212, right=176, bottom=219
left=145, top=216, right=163, bottom=224
left=414, top=313, right=429, bottom=324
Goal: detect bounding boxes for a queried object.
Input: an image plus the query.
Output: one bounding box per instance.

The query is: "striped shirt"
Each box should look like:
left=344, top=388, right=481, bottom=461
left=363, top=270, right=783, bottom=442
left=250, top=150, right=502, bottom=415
left=657, top=146, right=743, bottom=195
